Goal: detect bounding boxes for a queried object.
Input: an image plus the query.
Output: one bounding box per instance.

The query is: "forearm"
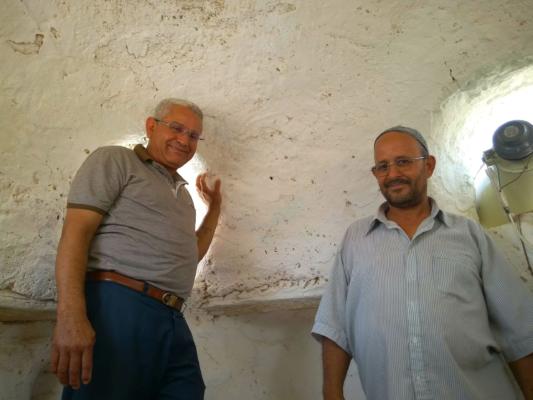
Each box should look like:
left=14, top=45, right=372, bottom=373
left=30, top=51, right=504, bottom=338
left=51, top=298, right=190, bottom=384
left=55, top=235, right=90, bottom=317
left=322, top=337, right=351, bottom=400
left=509, top=353, right=533, bottom=399
left=55, top=209, right=102, bottom=318
left=196, top=204, right=221, bottom=261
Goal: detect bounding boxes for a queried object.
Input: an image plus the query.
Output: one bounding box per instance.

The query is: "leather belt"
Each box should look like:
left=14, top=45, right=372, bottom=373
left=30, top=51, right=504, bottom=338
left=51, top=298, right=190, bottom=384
left=86, top=270, right=184, bottom=312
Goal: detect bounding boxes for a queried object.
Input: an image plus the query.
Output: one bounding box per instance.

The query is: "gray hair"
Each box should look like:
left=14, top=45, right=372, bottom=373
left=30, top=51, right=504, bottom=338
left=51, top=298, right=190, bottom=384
left=375, top=125, right=429, bottom=157
left=153, top=98, right=203, bottom=121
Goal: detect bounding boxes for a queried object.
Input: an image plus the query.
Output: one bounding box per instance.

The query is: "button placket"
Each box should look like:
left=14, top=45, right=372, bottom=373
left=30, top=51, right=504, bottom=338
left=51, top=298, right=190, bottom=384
left=405, top=245, right=431, bottom=399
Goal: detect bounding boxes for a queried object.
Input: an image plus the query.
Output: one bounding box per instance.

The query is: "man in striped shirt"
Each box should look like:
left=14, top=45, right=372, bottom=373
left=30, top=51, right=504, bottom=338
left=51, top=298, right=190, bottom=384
left=312, top=126, right=533, bottom=400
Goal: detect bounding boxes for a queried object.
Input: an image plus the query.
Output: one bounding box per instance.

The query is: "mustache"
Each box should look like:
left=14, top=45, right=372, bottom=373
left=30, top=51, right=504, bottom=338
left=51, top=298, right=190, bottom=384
left=384, top=178, right=411, bottom=188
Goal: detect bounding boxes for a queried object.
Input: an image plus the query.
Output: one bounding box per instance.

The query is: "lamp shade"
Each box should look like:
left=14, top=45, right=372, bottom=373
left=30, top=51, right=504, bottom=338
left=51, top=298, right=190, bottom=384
left=493, top=120, right=533, bottom=160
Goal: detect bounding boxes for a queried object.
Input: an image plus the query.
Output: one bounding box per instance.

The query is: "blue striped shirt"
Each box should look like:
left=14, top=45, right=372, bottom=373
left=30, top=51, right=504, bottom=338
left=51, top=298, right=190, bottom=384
left=312, top=200, right=533, bottom=400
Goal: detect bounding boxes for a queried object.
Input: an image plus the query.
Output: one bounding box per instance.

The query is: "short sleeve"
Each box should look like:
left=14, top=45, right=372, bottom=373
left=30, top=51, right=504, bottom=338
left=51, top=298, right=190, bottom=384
left=67, top=147, right=127, bottom=214
left=311, top=232, right=352, bottom=355
left=476, top=224, right=533, bottom=361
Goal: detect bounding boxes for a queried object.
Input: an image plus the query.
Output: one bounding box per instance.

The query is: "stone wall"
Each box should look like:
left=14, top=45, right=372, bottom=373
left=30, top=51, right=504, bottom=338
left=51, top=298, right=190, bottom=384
left=1, top=1, right=532, bottom=398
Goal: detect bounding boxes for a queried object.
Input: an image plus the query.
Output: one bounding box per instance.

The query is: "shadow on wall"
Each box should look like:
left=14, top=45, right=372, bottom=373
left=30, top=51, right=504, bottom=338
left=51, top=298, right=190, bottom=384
left=0, top=321, right=58, bottom=400
left=31, top=371, right=62, bottom=400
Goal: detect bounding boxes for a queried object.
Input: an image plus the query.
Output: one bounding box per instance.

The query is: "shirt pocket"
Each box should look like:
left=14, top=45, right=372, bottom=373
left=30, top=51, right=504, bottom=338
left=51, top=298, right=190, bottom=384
left=431, top=254, right=481, bottom=302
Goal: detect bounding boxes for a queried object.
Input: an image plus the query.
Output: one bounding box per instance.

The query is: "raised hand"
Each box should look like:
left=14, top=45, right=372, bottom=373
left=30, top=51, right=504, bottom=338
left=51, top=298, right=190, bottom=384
left=196, top=173, right=222, bottom=209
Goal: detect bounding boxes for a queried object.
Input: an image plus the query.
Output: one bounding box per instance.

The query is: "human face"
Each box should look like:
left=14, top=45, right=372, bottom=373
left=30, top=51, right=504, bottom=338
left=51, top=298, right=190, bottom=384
left=373, top=132, right=435, bottom=209
left=145, top=105, right=203, bottom=173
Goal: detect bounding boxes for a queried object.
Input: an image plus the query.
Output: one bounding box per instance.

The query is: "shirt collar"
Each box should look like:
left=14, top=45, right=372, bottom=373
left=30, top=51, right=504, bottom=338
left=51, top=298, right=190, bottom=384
left=365, top=197, right=450, bottom=235
left=133, top=144, right=187, bottom=184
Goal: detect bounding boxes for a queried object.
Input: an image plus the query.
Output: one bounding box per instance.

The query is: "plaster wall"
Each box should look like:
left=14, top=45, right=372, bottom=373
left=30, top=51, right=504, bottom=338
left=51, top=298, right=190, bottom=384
left=1, top=0, right=533, bottom=399
left=1, top=310, right=365, bottom=400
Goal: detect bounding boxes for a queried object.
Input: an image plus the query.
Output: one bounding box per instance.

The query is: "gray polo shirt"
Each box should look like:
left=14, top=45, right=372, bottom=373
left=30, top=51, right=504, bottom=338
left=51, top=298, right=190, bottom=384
left=67, top=145, right=198, bottom=298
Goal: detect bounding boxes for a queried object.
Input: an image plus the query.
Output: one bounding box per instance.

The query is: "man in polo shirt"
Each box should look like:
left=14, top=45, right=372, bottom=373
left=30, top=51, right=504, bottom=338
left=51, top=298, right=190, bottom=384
left=51, top=98, right=221, bottom=399
left=312, top=126, right=533, bottom=400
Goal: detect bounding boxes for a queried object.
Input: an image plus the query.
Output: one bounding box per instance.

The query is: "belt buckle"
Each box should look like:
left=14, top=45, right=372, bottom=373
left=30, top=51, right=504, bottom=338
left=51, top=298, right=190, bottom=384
left=161, top=292, right=179, bottom=310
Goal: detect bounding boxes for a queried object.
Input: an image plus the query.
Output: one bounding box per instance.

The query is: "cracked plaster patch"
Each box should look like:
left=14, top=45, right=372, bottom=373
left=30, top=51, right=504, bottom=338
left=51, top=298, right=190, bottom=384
left=7, top=33, right=44, bottom=55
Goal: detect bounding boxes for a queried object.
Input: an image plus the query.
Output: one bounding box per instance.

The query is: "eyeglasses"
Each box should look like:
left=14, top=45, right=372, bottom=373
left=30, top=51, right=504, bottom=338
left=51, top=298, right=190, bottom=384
left=371, top=156, right=427, bottom=176
left=154, top=118, right=204, bottom=141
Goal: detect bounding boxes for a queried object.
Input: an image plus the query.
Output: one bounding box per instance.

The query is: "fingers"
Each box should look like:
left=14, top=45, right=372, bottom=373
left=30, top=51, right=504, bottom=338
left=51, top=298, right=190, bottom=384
left=55, top=347, right=70, bottom=386
left=196, top=173, right=208, bottom=194
left=69, top=351, right=82, bottom=389
left=196, top=173, right=221, bottom=191
left=196, top=173, right=222, bottom=205
left=196, top=173, right=210, bottom=193
left=214, top=178, right=221, bottom=193
left=54, top=346, right=93, bottom=388
left=81, top=347, right=93, bottom=385
left=195, top=173, right=203, bottom=189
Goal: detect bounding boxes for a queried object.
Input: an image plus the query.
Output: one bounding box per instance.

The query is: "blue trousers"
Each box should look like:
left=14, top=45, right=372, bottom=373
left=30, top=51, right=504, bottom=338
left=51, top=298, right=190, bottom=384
left=62, top=281, right=205, bottom=400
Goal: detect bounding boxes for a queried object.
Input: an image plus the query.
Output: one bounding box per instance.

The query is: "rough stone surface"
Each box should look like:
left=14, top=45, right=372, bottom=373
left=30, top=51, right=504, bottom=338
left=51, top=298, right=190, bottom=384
left=2, top=0, right=533, bottom=305
left=1, top=0, right=533, bottom=398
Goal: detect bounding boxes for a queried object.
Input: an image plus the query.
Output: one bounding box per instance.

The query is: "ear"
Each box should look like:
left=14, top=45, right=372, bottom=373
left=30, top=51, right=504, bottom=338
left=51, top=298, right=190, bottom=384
left=425, top=155, right=436, bottom=178
left=145, top=117, right=156, bottom=140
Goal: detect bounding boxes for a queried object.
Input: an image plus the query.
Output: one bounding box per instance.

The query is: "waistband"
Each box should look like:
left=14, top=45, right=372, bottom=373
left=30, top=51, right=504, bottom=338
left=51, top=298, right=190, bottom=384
left=86, top=270, right=185, bottom=312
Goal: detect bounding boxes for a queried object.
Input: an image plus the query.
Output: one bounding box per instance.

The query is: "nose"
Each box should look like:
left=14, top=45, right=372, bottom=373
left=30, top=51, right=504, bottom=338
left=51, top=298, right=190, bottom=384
left=174, top=133, right=191, bottom=148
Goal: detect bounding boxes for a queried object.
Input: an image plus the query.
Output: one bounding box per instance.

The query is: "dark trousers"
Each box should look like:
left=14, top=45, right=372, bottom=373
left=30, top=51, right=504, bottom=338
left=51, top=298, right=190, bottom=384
left=62, top=281, right=205, bottom=400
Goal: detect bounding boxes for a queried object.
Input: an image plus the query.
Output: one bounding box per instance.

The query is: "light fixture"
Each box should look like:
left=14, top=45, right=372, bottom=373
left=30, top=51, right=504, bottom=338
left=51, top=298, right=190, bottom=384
left=474, top=120, right=533, bottom=274
left=475, top=120, right=533, bottom=228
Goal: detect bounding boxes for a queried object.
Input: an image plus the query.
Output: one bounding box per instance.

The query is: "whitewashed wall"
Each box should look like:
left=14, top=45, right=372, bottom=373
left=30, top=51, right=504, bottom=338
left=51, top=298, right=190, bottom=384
left=1, top=0, right=533, bottom=398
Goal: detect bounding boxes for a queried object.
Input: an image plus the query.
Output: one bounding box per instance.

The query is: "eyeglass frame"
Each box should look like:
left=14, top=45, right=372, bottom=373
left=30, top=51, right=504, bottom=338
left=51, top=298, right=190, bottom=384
left=153, top=118, right=204, bottom=141
left=371, top=156, right=427, bottom=176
